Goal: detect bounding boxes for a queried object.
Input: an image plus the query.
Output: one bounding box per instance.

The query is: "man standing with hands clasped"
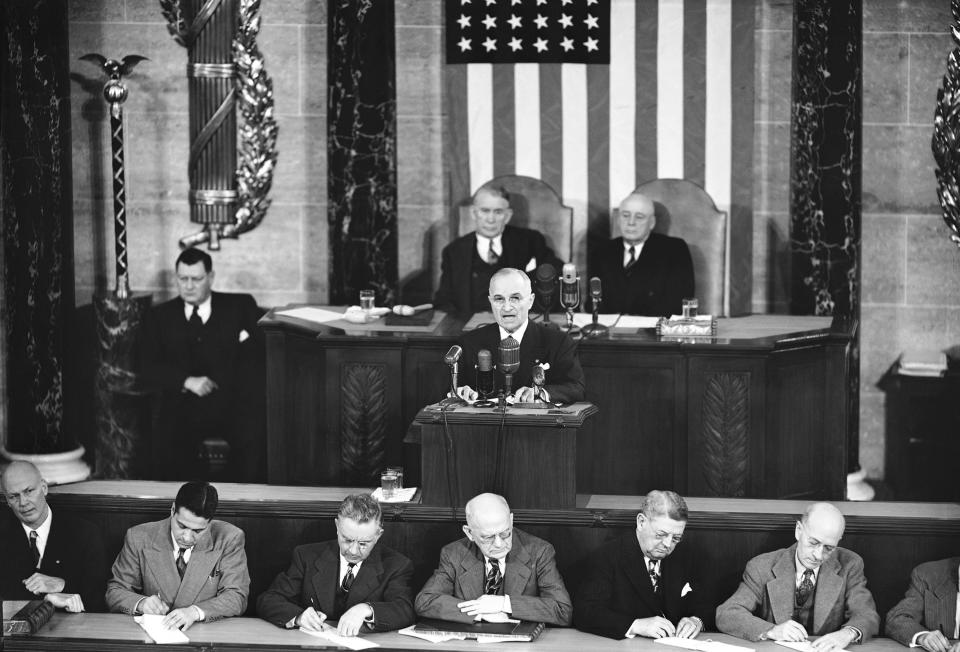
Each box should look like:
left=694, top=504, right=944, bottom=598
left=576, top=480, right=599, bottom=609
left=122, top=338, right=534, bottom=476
left=574, top=490, right=711, bottom=639
left=716, top=502, right=880, bottom=650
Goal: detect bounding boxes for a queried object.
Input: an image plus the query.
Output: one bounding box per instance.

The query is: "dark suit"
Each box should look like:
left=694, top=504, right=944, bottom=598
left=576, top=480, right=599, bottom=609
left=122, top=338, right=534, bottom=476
left=106, top=516, right=250, bottom=620
left=716, top=544, right=880, bottom=642
left=257, top=540, right=415, bottom=632
left=139, top=291, right=264, bottom=481
left=886, top=557, right=960, bottom=645
left=593, top=234, right=694, bottom=316
left=458, top=320, right=585, bottom=404
left=415, top=528, right=572, bottom=626
left=434, top=225, right=563, bottom=316
left=574, top=533, right=712, bottom=639
left=0, top=510, right=107, bottom=611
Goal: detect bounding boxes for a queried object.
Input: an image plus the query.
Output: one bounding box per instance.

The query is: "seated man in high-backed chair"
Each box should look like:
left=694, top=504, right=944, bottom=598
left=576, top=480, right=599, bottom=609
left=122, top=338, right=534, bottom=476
left=434, top=184, right=563, bottom=316
left=886, top=556, right=960, bottom=652
left=593, top=191, right=694, bottom=316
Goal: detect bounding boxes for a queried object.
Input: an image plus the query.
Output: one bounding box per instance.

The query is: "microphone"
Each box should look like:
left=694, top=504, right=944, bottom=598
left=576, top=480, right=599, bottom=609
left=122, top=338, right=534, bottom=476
left=498, top=337, right=521, bottom=402
left=560, top=263, right=581, bottom=334
left=443, top=345, right=462, bottom=401
left=534, top=263, right=558, bottom=321
left=475, top=349, right=495, bottom=406
left=582, top=277, right=608, bottom=338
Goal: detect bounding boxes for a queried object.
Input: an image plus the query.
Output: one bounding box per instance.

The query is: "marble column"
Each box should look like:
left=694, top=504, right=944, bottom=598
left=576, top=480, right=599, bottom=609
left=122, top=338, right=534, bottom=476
left=789, top=0, right=864, bottom=492
left=0, top=0, right=89, bottom=481
left=327, top=0, right=399, bottom=307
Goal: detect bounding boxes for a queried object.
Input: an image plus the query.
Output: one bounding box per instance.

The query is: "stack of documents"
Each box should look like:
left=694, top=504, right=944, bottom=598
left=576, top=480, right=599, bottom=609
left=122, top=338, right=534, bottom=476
left=898, top=350, right=947, bottom=377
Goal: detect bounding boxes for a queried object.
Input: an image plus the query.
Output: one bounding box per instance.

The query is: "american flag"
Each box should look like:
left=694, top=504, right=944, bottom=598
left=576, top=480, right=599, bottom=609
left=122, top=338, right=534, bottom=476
left=444, top=0, right=755, bottom=288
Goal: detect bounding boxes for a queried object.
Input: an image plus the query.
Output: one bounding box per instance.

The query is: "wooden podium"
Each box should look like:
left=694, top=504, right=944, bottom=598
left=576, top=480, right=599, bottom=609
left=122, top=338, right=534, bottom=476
left=412, top=401, right=598, bottom=509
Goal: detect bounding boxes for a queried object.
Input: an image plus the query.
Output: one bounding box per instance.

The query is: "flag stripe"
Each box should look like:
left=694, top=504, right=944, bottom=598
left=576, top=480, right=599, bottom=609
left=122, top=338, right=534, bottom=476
left=493, top=64, right=516, bottom=178
left=540, top=64, right=564, bottom=194
left=586, top=63, right=610, bottom=241
left=635, top=0, right=659, bottom=186
left=705, top=0, right=732, bottom=213
left=683, top=0, right=706, bottom=187
left=446, top=64, right=471, bottom=220
left=657, top=0, right=685, bottom=179
left=514, top=64, right=541, bottom=178
left=609, top=0, right=636, bottom=209
left=467, top=64, right=493, bottom=193
left=562, top=63, right=588, bottom=263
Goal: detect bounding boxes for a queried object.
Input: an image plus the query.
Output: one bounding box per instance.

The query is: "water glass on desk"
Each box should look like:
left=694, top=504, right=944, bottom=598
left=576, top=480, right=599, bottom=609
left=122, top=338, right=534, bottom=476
left=380, top=470, right=399, bottom=499
left=385, top=466, right=403, bottom=489
left=682, top=298, right=698, bottom=319
left=359, top=289, right=376, bottom=312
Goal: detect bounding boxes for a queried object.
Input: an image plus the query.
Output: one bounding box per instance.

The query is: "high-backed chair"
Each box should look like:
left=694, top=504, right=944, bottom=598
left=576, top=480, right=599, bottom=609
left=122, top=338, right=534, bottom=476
left=458, top=175, right=574, bottom=264
left=614, top=179, right=728, bottom=317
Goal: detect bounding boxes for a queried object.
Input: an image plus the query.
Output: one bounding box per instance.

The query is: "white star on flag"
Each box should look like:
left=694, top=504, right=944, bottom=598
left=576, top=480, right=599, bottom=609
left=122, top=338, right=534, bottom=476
left=584, top=36, right=598, bottom=52
left=560, top=36, right=575, bottom=51
left=457, top=14, right=470, bottom=29
left=482, top=14, right=497, bottom=29
left=508, top=14, right=522, bottom=29
left=534, top=37, right=548, bottom=52
left=559, top=13, right=573, bottom=29
left=536, top=0, right=547, bottom=5
left=534, top=14, right=548, bottom=29
left=562, top=0, right=573, bottom=4
left=509, top=37, right=523, bottom=51
left=483, top=37, right=497, bottom=51
left=585, top=14, right=598, bottom=29
left=458, top=37, right=472, bottom=51
left=485, top=0, right=497, bottom=5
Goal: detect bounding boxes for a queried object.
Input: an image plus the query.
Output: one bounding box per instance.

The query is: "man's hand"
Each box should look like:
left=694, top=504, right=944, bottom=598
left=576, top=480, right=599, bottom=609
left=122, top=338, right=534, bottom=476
left=458, top=594, right=507, bottom=616
left=44, top=593, right=85, bottom=613
left=919, top=632, right=953, bottom=652
left=296, top=606, right=327, bottom=632
left=337, top=603, right=373, bottom=637
left=765, top=620, right=809, bottom=642
left=811, top=629, right=858, bottom=652
left=183, top=376, right=218, bottom=397
left=138, top=594, right=170, bottom=616
left=513, top=386, right=536, bottom=402
left=628, top=616, right=677, bottom=638
left=675, top=616, right=703, bottom=639
left=162, top=606, right=199, bottom=631
left=22, top=573, right=65, bottom=595
left=455, top=385, right=478, bottom=402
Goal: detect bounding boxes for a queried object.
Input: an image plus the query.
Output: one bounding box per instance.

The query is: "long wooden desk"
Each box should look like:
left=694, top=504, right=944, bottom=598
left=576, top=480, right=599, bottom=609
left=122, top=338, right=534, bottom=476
left=261, top=310, right=853, bottom=499
left=0, top=613, right=925, bottom=651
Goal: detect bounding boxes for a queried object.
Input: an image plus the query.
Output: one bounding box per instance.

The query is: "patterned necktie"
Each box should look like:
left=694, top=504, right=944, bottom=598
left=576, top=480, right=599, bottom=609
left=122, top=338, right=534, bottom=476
left=625, top=245, right=637, bottom=270
left=484, top=559, right=503, bottom=595
left=341, top=562, right=357, bottom=592
left=189, top=304, right=202, bottom=329
left=647, top=559, right=661, bottom=593
left=29, top=530, right=40, bottom=567
left=487, top=241, right=499, bottom=265
left=176, top=547, right=188, bottom=579
left=796, top=568, right=815, bottom=606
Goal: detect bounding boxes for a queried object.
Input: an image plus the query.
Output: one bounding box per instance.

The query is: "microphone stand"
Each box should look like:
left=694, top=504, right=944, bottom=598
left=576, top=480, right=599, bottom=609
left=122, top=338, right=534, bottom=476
left=441, top=360, right=464, bottom=406
left=581, top=295, right=609, bottom=338
left=561, top=275, right=581, bottom=336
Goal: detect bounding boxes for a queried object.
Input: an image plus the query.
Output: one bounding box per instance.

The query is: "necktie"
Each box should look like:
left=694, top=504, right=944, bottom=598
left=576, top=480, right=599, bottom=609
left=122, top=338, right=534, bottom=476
left=625, top=245, right=637, bottom=270
left=796, top=568, right=815, bottom=606
left=29, top=530, right=40, bottom=567
left=484, top=559, right=503, bottom=595
left=487, top=241, right=499, bottom=265
left=189, top=304, right=202, bottom=329
left=647, top=559, right=660, bottom=593
left=341, top=562, right=357, bottom=592
left=176, top=547, right=188, bottom=579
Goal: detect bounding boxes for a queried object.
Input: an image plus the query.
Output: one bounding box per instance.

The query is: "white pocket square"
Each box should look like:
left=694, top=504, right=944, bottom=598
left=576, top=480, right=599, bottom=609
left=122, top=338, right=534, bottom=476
left=525, top=257, right=537, bottom=272
left=239, top=329, right=250, bottom=342
left=681, top=582, right=693, bottom=596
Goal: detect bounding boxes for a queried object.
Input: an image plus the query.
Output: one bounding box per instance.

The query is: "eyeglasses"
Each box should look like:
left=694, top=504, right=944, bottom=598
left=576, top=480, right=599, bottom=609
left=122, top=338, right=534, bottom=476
left=336, top=527, right=381, bottom=550
left=472, top=528, right=512, bottom=545
left=489, top=295, right=527, bottom=307
left=475, top=207, right=509, bottom=218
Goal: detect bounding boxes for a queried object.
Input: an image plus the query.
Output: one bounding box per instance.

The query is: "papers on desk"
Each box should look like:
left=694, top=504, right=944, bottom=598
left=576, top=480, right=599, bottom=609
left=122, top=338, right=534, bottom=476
left=275, top=306, right=344, bottom=324
left=371, top=486, right=418, bottom=502
left=299, top=625, right=380, bottom=649
left=133, top=614, right=189, bottom=644
left=614, top=315, right=660, bottom=329
left=654, top=636, right=755, bottom=652
left=398, top=624, right=467, bottom=643
left=774, top=641, right=817, bottom=652
left=572, top=313, right=621, bottom=328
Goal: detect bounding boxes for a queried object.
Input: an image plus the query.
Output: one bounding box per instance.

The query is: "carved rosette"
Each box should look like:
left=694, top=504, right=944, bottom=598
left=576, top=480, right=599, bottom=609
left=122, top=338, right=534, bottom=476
left=701, top=372, right=750, bottom=497
left=933, top=0, right=960, bottom=249
left=340, top=363, right=387, bottom=483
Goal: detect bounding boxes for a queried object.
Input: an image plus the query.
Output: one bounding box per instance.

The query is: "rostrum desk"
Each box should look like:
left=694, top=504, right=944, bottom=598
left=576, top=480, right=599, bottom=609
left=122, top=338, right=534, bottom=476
left=260, top=310, right=852, bottom=499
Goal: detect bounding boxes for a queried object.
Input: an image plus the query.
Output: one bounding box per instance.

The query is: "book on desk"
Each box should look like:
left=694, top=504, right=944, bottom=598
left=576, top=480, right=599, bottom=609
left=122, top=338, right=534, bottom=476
left=2, top=600, right=54, bottom=636
left=414, top=617, right=546, bottom=642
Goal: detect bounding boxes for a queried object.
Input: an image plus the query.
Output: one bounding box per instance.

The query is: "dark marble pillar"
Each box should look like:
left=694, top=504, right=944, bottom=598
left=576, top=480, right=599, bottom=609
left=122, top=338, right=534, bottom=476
left=789, top=0, right=862, bottom=480
left=327, top=0, right=398, bottom=306
left=0, top=0, right=79, bottom=456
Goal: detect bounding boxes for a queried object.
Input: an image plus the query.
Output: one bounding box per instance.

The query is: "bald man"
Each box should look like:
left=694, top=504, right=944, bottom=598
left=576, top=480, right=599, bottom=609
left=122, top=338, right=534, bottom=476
left=592, top=192, right=694, bottom=316
left=716, top=503, right=880, bottom=650
left=415, top=493, right=572, bottom=626
left=0, top=461, right=106, bottom=611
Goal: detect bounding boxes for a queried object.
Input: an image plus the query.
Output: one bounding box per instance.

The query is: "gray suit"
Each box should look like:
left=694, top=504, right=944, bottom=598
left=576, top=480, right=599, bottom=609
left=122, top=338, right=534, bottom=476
left=105, top=517, right=250, bottom=620
left=415, top=528, right=571, bottom=626
left=886, top=557, right=960, bottom=645
left=716, top=544, right=880, bottom=642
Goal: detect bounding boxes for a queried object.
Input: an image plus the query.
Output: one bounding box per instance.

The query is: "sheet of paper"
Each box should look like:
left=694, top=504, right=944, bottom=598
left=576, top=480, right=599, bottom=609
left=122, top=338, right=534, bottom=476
left=572, top=313, right=621, bottom=328
left=275, top=306, right=344, bottom=324
left=299, top=625, right=379, bottom=650
left=655, top=636, right=755, bottom=652
left=775, top=641, right=816, bottom=652
left=397, top=625, right=466, bottom=643
left=614, top=315, right=660, bottom=329
left=133, top=614, right=190, bottom=644
left=371, top=486, right=418, bottom=503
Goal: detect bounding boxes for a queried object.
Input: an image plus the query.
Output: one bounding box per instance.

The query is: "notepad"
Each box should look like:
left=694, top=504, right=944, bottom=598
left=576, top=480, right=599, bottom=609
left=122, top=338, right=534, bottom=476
left=774, top=641, right=816, bottom=652
left=299, top=625, right=379, bottom=649
left=655, top=636, right=755, bottom=652
left=133, top=614, right=189, bottom=644
left=275, top=306, right=344, bottom=324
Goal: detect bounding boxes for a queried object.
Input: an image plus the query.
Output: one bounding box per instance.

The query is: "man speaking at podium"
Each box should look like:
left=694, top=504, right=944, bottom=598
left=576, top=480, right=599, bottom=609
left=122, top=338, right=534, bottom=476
left=452, top=268, right=585, bottom=404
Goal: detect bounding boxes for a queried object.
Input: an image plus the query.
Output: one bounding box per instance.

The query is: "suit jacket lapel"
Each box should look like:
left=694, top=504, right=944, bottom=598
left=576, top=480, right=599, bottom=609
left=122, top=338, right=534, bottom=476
left=458, top=544, right=486, bottom=599
left=933, top=560, right=960, bottom=636
left=146, top=519, right=182, bottom=604
left=622, top=535, right=662, bottom=615
left=768, top=546, right=797, bottom=627
left=174, top=529, right=218, bottom=606
left=346, top=546, right=383, bottom=608
left=813, top=554, right=844, bottom=633
left=504, top=538, right=532, bottom=596
left=310, top=543, right=341, bottom=615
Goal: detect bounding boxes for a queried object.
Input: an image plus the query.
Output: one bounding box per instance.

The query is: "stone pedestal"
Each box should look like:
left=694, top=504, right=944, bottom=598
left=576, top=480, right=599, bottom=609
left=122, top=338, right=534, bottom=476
left=1, top=446, right=90, bottom=485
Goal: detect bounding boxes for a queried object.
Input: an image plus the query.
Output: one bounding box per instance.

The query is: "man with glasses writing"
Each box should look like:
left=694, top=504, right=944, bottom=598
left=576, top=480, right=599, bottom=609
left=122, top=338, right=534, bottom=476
left=415, top=492, right=572, bottom=626
left=434, top=184, right=563, bottom=316
left=453, top=267, right=585, bottom=404
left=258, top=494, right=415, bottom=636
left=592, top=191, right=694, bottom=316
